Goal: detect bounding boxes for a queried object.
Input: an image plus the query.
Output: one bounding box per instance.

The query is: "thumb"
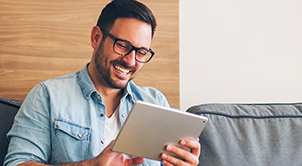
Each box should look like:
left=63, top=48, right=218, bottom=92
left=125, top=157, right=145, bottom=166
left=103, top=140, right=116, bottom=155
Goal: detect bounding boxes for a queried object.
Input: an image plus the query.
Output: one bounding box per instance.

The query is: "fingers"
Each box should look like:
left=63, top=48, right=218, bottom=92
left=181, top=139, right=201, bottom=156
left=161, top=152, right=183, bottom=166
left=161, top=139, right=200, bottom=166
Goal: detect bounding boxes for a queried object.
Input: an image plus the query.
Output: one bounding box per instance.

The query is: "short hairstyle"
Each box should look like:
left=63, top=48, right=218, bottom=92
left=96, top=0, right=157, bottom=38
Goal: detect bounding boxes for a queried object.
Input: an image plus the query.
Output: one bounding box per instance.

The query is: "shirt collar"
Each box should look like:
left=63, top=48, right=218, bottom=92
left=78, top=63, right=97, bottom=100
left=125, top=81, right=135, bottom=103
left=78, top=63, right=135, bottom=102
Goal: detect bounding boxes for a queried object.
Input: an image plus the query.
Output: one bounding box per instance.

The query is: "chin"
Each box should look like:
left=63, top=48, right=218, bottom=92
left=111, top=83, right=128, bottom=89
left=108, top=78, right=130, bottom=89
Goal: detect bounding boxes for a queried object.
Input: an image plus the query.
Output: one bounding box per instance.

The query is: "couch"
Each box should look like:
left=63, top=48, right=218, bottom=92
left=187, top=103, right=302, bottom=166
left=0, top=97, right=22, bottom=165
left=1, top=96, right=302, bottom=166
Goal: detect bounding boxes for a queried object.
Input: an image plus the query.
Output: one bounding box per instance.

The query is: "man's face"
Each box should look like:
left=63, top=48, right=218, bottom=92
left=93, top=18, right=152, bottom=89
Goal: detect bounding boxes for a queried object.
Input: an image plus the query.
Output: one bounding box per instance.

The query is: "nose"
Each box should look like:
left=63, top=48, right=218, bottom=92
left=122, top=50, right=136, bottom=66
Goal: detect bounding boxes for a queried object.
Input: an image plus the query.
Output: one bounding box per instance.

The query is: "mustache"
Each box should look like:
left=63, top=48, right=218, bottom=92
left=110, top=59, right=136, bottom=72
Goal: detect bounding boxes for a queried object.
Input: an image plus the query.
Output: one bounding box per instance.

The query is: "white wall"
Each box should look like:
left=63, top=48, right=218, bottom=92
left=180, top=0, right=302, bottom=110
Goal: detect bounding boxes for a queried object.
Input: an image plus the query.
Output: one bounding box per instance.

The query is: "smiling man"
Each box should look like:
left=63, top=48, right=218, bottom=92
left=4, top=0, right=200, bottom=166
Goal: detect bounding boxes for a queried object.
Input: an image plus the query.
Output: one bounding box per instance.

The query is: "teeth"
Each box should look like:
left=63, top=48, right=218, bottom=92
left=115, top=65, right=130, bottom=74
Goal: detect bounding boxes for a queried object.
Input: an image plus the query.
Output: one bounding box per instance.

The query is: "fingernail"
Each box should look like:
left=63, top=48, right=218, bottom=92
left=181, top=140, right=186, bottom=145
left=167, top=145, right=173, bottom=151
left=162, top=153, right=167, bottom=159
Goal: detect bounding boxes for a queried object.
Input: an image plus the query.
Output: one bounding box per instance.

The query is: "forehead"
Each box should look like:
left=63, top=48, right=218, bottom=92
left=109, top=18, right=152, bottom=48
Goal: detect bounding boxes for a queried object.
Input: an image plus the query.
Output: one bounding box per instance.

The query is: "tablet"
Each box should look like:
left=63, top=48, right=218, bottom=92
left=110, top=100, right=208, bottom=161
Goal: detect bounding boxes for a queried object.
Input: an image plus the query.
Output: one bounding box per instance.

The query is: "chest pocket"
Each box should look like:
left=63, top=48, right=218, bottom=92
left=51, top=118, right=91, bottom=164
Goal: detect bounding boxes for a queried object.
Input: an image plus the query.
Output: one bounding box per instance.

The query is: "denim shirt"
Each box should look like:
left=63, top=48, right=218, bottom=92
left=4, top=64, right=169, bottom=166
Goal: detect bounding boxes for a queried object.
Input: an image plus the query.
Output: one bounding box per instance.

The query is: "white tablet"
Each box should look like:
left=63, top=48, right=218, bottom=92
left=111, top=100, right=208, bottom=161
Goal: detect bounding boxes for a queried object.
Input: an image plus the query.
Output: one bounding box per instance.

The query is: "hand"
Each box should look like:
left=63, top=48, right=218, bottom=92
left=161, top=138, right=200, bottom=166
left=90, top=140, right=145, bottom=166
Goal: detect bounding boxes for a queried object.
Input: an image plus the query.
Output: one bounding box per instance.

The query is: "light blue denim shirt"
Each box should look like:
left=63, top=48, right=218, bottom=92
left=4, top=64, right=169, bottom=166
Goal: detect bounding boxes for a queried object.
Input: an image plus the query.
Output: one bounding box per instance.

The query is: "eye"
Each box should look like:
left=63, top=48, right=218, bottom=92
left=116, top=42, right=127, bottom=49
left=137, top=49, right=148, bottom=56
left=116, top=41, right=131, bottom=51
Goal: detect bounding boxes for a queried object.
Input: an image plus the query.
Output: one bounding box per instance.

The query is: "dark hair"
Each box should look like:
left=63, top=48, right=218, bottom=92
left=96, top=0, right=157, bottom=38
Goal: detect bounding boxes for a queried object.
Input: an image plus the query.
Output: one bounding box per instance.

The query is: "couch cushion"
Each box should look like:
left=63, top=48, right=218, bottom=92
left=187, top=103, right=302, bottom=166
left=0, top=97, right=22, bottom=165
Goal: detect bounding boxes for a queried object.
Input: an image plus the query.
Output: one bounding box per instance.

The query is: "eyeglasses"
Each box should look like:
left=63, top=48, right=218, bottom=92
left=99, top=27, right=155, bottom=63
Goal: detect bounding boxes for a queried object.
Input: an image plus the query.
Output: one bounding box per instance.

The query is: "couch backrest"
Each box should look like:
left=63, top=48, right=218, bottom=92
left=187, top=103, right=302, bottom=166
left=0, top=97, right=22, bottom=166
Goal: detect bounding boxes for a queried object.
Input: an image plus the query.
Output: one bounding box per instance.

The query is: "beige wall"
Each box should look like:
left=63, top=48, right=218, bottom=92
left=0, top=0, right=179, bottom=108
left=180, top=0, right=302, bottom=110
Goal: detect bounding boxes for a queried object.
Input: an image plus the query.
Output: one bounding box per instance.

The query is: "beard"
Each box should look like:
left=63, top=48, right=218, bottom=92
left=93, top=40, right=137, bottom=89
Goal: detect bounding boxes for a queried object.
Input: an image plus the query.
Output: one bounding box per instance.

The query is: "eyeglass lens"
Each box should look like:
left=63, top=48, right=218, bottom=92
left=114, top=40, right=153, bottom=63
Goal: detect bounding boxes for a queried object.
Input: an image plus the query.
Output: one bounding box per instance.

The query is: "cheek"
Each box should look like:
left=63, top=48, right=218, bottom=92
left=94, top=46, right=105, bottom=65
left=134, top=64, right=144, bottom=73
left=95, top=47, right=115, bottom=65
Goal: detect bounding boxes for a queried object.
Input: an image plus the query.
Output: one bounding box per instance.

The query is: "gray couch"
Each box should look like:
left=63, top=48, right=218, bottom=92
left=1, top=96, right=302, bottom=166
left=0, top=97, right=22, bottom=165
left=187, top=103, right=302, bottom=166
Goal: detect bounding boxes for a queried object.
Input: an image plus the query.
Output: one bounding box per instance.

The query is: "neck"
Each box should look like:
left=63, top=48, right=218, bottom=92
left=102, top=89, right=124, bottom=118
left=87, top=63, right=125, bottom=117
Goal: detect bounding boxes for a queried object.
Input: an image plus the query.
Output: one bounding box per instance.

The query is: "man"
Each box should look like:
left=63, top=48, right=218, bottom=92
left=4, top=0, right=200, bottom=166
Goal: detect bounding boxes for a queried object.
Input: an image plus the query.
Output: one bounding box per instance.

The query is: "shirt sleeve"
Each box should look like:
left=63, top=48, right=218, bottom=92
left=4, top=83, right=51, bottom=166
left=155, top=89, right=170, bottom=108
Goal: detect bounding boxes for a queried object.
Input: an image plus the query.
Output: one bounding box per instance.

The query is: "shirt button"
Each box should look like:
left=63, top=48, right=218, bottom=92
left=100, top=113, right=104, bottom=117
left=122, top=114, right=126, bottom=118
left=97, top=96, right=100, bottom=99
left=78, top=134, right=82, bottom=138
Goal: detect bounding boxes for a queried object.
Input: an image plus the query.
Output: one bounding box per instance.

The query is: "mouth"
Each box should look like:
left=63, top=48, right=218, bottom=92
left=114, top=64, right=131, bottom=75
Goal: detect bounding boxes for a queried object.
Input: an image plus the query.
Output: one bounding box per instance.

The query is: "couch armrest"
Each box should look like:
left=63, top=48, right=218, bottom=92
left=0, top=97, right=22, bottom=165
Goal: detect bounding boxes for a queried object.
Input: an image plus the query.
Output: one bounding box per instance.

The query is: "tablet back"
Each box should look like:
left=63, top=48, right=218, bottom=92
left=111, top=100, right=208, bottom=161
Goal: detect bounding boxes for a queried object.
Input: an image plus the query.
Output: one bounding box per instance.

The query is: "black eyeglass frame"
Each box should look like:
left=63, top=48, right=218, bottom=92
left=99, top=27, right=155, bottom=63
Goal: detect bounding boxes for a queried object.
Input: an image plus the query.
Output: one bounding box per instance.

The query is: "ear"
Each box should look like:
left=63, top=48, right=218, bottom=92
left=91, top=26, right=102, bottom=49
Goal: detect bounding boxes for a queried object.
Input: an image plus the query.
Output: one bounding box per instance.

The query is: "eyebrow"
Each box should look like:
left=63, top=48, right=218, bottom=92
left=100, top=27, right=150, bottom=50
left=113, top=34, right=150, bottom=51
